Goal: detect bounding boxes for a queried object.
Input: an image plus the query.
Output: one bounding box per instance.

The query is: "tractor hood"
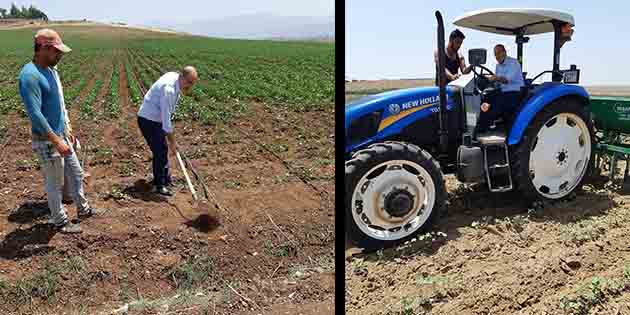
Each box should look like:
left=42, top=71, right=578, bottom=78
left=345, top=86, right=457, bottom=129
left=345, top=85, right=458, bottom=153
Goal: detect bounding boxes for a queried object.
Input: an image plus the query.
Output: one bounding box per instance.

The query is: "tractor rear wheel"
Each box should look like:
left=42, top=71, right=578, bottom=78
left=345, top=141, right=447, bottom=250
left=511, top=97, right=594, bottom=201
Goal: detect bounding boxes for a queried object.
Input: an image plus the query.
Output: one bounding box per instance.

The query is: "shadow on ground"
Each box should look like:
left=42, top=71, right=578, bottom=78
left=0, top=224, right=57, bottom=260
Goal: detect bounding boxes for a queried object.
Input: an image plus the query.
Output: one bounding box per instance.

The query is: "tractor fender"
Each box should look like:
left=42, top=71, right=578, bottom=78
left=507, top=83, right=589, bottom=145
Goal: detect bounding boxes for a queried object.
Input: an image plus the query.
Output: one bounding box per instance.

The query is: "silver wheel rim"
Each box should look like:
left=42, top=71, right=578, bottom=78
left=529, top=113, right=591, bottom=199
left=351, top=159, right=436, bottom=241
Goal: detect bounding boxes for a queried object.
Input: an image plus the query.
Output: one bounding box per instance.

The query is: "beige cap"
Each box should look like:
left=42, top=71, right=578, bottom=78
left=34, top=28, right=71, bottom=53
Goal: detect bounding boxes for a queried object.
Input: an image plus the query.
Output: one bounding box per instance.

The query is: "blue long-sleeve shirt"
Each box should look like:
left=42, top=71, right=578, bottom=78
left=18, top=62, right=65, bottom=137
left=495, top=56, right=525, bottom=92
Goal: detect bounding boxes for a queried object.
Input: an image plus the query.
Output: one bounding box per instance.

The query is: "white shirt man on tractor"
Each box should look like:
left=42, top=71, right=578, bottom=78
left=476, top=44, right=525, bottom=133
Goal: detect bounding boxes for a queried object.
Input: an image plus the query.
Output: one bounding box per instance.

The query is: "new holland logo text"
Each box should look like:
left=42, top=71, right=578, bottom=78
left=401, top=95, right=440, bottom=110
left=388, top=95, right=447, bottom=115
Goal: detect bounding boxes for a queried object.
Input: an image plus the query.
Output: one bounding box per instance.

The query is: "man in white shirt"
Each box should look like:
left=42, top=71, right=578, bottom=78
left=137, top=66, right=198, bottom=196
left=477, top=44, right=525, bottom=133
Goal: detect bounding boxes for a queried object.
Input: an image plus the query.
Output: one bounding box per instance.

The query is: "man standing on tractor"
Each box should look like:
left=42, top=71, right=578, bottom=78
left=477, top=44, right=525, bottom=133
left=434, top=29, right=472, bottom=85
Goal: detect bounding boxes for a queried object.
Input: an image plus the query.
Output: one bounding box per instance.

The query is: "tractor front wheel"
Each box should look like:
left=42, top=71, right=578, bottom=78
left=345, top=141, right=447, bottom=250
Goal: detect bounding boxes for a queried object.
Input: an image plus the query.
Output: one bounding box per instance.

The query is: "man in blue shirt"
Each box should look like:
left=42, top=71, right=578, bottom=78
left=477, top=44, right=525, bottom=133
left=18, top=29, right=105, bottom=233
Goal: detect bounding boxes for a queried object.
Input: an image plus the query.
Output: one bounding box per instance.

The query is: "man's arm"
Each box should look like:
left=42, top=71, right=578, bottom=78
left=159, top=87, right=178, bottom=153
left=19, top=73, right=71, bottom=155
left=460, top=54, right=472, bottom=74
left=445, top=68, right=458, bottom=81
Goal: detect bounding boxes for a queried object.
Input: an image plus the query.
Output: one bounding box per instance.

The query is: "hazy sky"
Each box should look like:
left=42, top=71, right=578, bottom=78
left=346, top=1, right=629, bottom=85
left=0, top=0, right=335, bottom=24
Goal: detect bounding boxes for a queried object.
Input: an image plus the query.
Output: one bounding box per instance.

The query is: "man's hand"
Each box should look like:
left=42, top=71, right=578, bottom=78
left=47, top=131, right=72, bottom=156
left=487, top=75, right=497, bottom=82
left=166, top=132, right=178, bottom=156
left=168, top=140, right=179, bottom=155
left=53, top=137, right=72, bottom=156
left=481, top=102, right=490, bottom=112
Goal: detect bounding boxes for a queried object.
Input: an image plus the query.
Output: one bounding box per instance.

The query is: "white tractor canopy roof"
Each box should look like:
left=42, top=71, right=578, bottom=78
left=452, top=8, right=574, bottom=36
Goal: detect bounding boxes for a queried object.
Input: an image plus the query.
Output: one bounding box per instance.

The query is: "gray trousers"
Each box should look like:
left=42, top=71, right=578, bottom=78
left=32, top=136, right=89, bottom=225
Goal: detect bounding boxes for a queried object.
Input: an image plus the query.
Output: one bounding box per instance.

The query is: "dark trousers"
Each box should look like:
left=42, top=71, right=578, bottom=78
left=137, top=116, right=171, bottom=187
left=477, top=91, right=521, bottom=132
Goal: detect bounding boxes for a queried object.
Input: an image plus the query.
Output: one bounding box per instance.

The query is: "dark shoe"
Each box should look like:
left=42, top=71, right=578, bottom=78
left=78, top=207, right=106, bottom=219
left=152, top=186, right=173, bottom=196
left=165, top=180, right=173, bottom=187
left=55, top=220, right=83, bottom=234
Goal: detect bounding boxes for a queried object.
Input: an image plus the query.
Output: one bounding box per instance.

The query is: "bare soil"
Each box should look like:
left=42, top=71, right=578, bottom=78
left=0, top=53, right=335, bottom=314
left=344, top=80, right=630, bottom=314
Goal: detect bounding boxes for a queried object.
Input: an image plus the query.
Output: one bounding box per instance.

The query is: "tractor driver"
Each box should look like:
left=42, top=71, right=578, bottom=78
left=434, top=29, right=472, bottom=85
left=477, top=44, right=525, bottom=133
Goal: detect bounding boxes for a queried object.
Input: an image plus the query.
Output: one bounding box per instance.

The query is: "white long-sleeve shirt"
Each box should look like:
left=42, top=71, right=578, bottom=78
left=137, top=72, right=181, bottom=133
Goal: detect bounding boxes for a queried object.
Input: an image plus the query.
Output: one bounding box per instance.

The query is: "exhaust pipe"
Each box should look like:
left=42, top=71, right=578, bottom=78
left=435, top=11, right=449, bottom=156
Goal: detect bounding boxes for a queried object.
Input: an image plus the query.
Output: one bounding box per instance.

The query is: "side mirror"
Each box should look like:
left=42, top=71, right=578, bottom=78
left=468, top=48, right=487, bottom=66
left=563, top=65, right=580, bottom=84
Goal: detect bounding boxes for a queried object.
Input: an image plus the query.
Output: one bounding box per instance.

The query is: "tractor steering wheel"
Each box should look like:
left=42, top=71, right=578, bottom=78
left=471, top=64, right=495, bottom=78
left=471, top=65, right=498, bottom=95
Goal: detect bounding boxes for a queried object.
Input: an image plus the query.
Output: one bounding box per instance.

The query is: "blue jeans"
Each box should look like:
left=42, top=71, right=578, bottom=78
left=137, top=116, right=171, bottom=188
left=32, top=136, right=89, bottom=226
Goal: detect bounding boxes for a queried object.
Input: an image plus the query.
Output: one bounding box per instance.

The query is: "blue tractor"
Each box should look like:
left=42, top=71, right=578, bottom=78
left=345, top=9, right=591, bottom=249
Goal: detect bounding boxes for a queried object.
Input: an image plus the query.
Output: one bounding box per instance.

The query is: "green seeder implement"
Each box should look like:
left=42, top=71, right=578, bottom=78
left=589, top=96, right=630, bottom=181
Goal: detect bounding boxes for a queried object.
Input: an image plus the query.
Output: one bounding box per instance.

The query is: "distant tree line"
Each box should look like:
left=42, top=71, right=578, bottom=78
left=0, top=3, right=48, bottom=20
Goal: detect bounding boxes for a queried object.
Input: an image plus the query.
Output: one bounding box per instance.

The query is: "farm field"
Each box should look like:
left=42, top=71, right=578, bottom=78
left=0, top=23, right=335, bottom=314
left=345, top=80, right=630, bottom=314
